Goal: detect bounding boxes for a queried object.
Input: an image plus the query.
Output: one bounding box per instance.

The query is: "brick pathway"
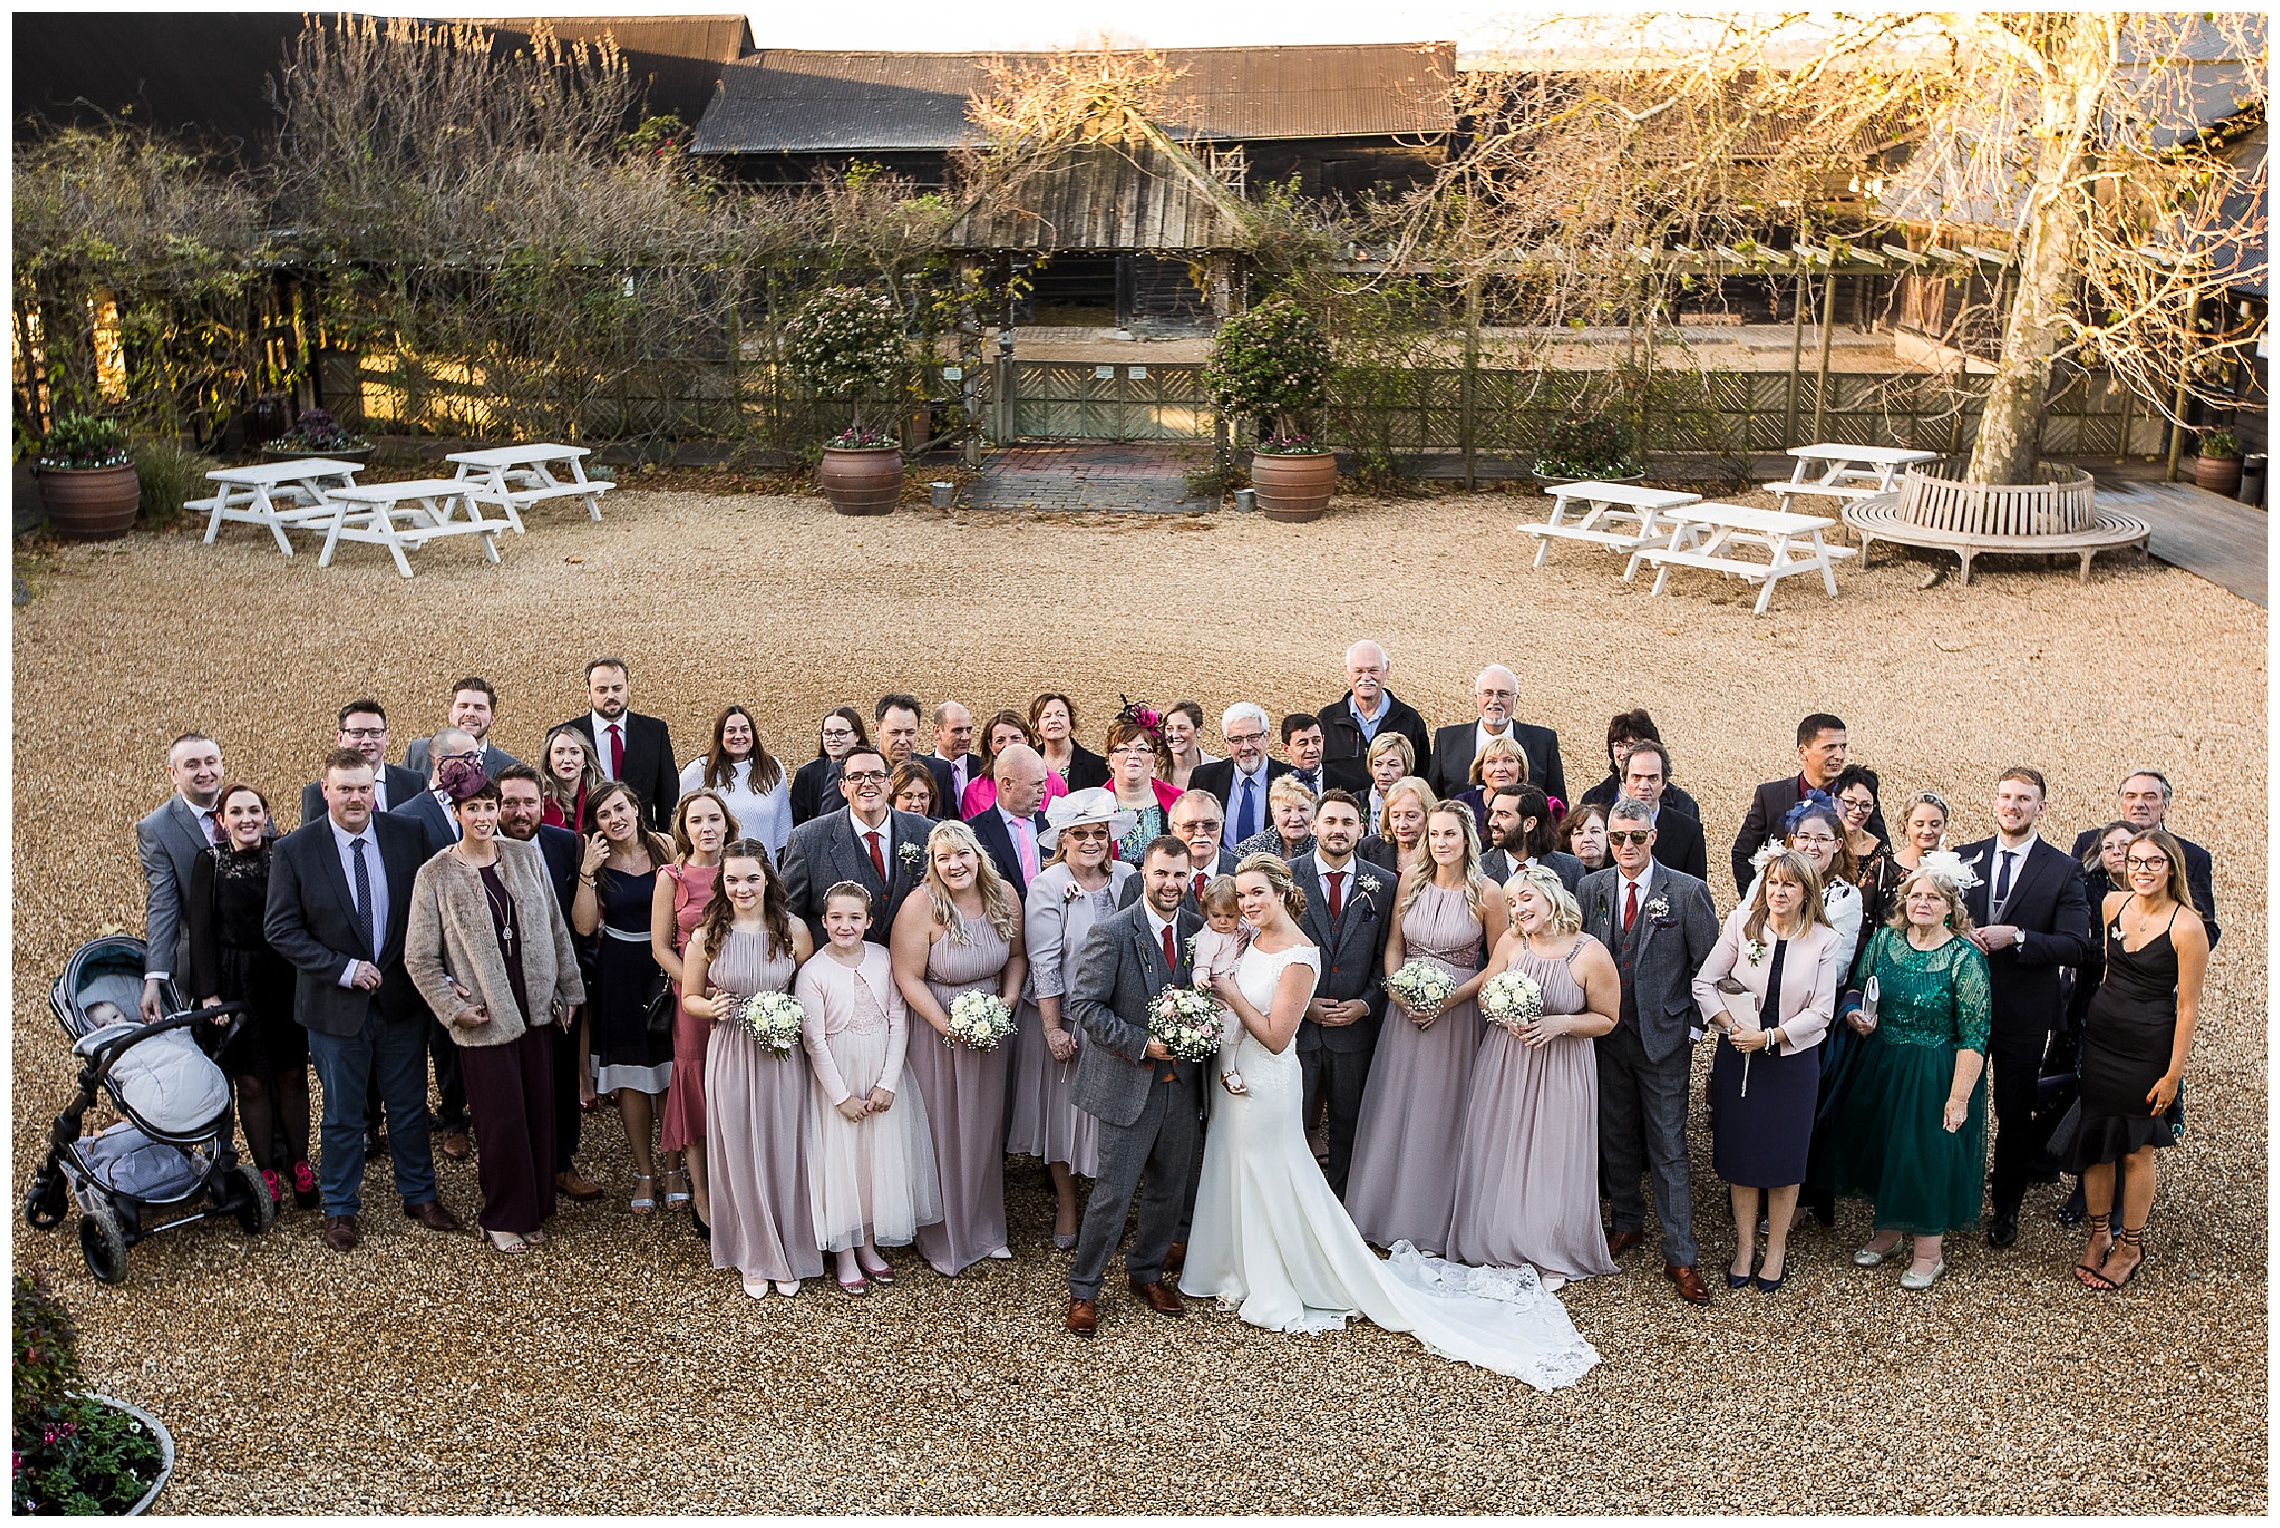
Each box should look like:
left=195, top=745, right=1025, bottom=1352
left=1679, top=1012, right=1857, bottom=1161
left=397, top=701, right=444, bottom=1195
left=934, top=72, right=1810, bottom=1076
left=961, top=443, right=1219, bottom=513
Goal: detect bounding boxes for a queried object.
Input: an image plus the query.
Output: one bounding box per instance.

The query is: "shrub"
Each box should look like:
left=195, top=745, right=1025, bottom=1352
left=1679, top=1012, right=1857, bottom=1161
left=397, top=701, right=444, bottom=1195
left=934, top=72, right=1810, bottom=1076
left=129, top=437, right=221, bottom=528
left=781, top=287, right=909, bottom=439
left=273, top=407, right=367, bottom=452
left=1533, top=407, right=1641, bottom=481
left=2198, top=429, right=2241, bottom=460
left=12, top=1274, right=165, bottom=1516
left=1203, top=298, right=1332, bottom=449
left=35, top=415, right=130, bottom=471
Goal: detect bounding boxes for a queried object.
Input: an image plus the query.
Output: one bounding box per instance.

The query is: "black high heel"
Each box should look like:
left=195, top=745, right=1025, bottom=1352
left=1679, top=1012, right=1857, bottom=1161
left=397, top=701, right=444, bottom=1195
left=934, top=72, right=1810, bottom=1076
left=691, top=1207, right=711, bottom=1243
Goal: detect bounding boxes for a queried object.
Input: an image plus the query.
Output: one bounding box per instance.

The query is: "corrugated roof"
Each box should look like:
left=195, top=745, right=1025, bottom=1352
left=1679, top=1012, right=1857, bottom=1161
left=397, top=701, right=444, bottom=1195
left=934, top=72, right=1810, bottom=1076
left=690, top=42, right=1456, bottom=154
left=944, top=129, right=1249, bottom=251
left=469, top=14, right=753, bottom=64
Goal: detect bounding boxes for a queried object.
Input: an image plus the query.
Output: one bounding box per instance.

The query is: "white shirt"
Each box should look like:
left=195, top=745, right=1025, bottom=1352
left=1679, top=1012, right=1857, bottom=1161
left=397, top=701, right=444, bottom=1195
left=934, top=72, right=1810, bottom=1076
left=1143, top=902, right=1179, bottom=953
left=1316, top=855, right=1359, bottom=912
left=1990, top=834, right=2036, bottom=929
left=429, top=787, right=463, bottom=843
left=185, top=797, right=223, bottom=847
left=328, top=817, right=390, bottom=984
left=679, top=756, right=793, bottom=862
left=847, top=805, right=893, bottom=870
left=590, top=710, right=628, bottom=779
left=1473, top=720, right=1514, bottom=765
left=1615, top=855, right=1658, bottom=918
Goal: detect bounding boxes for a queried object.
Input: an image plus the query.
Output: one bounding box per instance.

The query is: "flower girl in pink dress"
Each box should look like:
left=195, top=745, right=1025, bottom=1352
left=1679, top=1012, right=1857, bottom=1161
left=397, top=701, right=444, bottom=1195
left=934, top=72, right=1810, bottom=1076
left=1193, top=876, right=1254, bottom=1093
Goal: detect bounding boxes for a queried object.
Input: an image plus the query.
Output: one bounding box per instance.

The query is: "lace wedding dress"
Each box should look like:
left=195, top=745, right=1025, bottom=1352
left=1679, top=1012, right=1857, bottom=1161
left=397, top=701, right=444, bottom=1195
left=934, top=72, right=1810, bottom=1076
left=1179, top=942, right=1601, bottom=1391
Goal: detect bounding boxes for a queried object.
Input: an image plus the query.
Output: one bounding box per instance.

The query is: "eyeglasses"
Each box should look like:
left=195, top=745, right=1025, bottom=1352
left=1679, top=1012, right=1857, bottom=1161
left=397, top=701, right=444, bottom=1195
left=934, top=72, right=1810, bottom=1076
left=1837, top=798, right=1874, bottom=815
left=1224, top=730, right=1266, bottom=747
left=1790, top=832, right=1838, bottom=845
left=841, top=769, right=888, bottom=784
left=1608, top=830, right=1653, bottom=846
left=341, top=727, right=387, bottom=740
left=821, top=727, right=856, bottom=740
left=2124, top=856, right=2170, bottom=871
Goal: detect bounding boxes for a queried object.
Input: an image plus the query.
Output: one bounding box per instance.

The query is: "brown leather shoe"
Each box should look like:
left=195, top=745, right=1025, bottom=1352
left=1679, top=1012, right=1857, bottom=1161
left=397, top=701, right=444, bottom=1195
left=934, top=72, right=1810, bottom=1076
left=437, top=1130, right=472, bottom=1161
left=555, top=1167, right=604, bottom=1202
left=402, top=1198, right=463, bottom=1233
left=1065, top=1298, right=1098, bottom=1337
left=1162, top=1240, right=1187, bottom=1277
left=1665, top=1262, right=1713, bottom=1305
left=1607, top=1229, right=1648, bottom=1259
left=323, top=1215, right=359, bottom=1253
left=1128, top=1276, right=1186, bottom=1316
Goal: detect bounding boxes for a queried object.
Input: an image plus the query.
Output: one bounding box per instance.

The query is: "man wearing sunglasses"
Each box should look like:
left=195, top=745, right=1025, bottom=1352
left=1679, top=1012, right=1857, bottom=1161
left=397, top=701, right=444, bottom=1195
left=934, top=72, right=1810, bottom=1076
left=778, top=745, right=934, bottom=948
left=2068, top=770, right=2219, bottom=948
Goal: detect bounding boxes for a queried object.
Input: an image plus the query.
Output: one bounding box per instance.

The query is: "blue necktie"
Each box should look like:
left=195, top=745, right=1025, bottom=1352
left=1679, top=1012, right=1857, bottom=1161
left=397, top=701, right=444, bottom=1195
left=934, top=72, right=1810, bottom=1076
left=351, top=837, right=376, bottom=959
left=1235, top=774, right=1258, bottom=845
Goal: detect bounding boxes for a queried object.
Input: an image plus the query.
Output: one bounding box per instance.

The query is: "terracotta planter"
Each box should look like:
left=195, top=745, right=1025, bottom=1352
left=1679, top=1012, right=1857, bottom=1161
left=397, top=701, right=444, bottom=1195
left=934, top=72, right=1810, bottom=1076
left=818, top=446, right=903, bottom=515
left=36, top=463, right=140, bottom=541
left=1250, top=450, right=1337, bottom=522
left=2193, top=454, right=2242, bottom=497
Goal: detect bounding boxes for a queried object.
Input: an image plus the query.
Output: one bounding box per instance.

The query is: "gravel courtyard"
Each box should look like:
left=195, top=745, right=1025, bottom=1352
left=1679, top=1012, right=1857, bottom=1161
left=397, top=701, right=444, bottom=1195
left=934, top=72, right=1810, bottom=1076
left=10, top=485, right=2267, bottom=1513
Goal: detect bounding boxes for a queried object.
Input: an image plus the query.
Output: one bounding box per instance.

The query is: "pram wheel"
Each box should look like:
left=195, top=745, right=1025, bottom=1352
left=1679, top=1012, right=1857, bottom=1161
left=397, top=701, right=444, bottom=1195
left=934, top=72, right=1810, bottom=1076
left=78, top=1203, right=129, bottom=1285
left=22, top=1168, right=68, bottom=1230
left=229, top=1163, right=276, bottom=1235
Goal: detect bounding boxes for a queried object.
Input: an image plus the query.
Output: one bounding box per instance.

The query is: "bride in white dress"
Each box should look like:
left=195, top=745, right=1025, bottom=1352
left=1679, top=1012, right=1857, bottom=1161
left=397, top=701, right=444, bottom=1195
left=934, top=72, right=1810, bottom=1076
left=1180, top=854, right=1600, bottom=1391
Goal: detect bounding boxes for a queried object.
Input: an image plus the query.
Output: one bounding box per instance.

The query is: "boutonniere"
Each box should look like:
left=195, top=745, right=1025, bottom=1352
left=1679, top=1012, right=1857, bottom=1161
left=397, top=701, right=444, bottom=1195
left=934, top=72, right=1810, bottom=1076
left=1183, top=930, right=1201, bottom=965
left=1063, top=879, right=1086, bottom=903
left=1643, top=895, right=1670, bottom=920
left=896, top=842, right=924, bottom=870
left=1355, top=873, right=1384, bottom=899
left=1743, top=938, right=1767, bottom=965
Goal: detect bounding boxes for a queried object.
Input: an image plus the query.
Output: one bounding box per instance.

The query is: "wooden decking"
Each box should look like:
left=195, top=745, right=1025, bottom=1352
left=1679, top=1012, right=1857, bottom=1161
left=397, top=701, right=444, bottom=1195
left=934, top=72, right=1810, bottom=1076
left=2093, top=476, right=2268, bottom=607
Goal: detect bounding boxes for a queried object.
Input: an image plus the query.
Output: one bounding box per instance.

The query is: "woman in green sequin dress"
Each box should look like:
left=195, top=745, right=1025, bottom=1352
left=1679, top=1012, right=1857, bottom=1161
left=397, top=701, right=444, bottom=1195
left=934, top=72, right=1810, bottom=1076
left=1816, top=864, right=1991, bottom=1289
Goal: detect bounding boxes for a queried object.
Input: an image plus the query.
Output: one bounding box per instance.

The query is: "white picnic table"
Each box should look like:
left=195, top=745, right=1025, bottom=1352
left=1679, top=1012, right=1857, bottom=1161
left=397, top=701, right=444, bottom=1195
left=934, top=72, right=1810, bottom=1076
left=446, top=444, right=614, bottom=528
left=1632, top=501, right=1858, bottom=615
left=1763, top=443, right=1942, bottom=514
left=1518, top=480, right=1703, bottom=571
left=192, top=459, right=366, bottom=554
left=312, top=479, right=511, bottom=578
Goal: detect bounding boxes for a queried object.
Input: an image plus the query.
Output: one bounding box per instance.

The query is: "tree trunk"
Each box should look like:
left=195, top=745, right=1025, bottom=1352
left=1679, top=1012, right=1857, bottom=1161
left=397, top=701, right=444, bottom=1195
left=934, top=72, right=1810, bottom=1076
left=1966, top=15, right=2116, bottom=485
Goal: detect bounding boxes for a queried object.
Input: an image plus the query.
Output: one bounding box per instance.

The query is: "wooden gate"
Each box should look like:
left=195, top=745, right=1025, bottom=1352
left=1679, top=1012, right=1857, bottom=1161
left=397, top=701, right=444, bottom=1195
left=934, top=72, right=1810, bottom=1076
left=983, top=361, right=1215, bottom=442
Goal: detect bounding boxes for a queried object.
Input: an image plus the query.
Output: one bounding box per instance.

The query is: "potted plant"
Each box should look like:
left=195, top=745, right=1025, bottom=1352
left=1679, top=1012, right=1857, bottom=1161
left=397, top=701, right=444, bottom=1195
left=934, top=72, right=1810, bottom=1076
left=263, top=407, right=372, bottom=464
left=2194, top=429, right=2242, bottom=496
left=12, top=1274, right=173, bottom=1515
left=784, top=287, right=908, bottom=515
left=1204, top=298, right=1338, bottom=522
left=33, top=415, right=139, bottom=541
left=1532, top=407, right=1642, bottom=486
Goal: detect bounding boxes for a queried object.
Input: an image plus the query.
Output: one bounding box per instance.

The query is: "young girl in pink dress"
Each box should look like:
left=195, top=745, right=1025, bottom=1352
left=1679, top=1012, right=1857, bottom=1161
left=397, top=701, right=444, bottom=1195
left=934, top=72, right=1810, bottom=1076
left=1193, top=875, right=1253, bottom=1092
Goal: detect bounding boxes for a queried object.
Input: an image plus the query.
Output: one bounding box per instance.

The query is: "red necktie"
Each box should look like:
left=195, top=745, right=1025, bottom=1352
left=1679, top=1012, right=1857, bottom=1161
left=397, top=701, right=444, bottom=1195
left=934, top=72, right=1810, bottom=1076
left=1163, top=922, right=1179, bottom=969
left=1191, top=872, right=1207, bottom=902
left=865, top=830, right=886, bottom=881
left=1327, top=870, right=1346, bottom=921
left=1623, top=880, right=1639, bottom=933
left=607, top=722, right=624, bottom=779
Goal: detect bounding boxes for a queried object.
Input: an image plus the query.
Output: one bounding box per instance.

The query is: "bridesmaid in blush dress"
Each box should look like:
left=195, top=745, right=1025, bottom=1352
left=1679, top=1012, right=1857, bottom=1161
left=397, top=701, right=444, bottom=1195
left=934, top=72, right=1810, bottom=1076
left=1345, top=802, right=1508, bottom=1255
left=656, top=789, right=734, bottom=1226
left=891, top=820, right=1027, bottom=1276
left=686, top=840, right=820, bottom=1298
left=1447, top=866, right=1621, bottom=1286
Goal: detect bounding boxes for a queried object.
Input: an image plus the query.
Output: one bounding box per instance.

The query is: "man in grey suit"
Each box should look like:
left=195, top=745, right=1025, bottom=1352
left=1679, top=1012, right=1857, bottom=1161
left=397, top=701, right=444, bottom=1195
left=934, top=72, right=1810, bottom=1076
left=264, top=751, right=461, bottom=1253
left=1577, top=796, right=1720, bottom=1306
left=1118, top=789, right=1237, bottom=917
left=136, top=732, right=230, bottom=1021
left=402, top=676, right=522, bottom=780
left=299, top=698, right=428, bottom=828
left=1480, top=785, right=1585, bottom=892
left=1064, top=836, right=1203, bottom=1336
left=778, top=746, right=934, bottom=948
left=1290, top=791, right=1396, bottom=1197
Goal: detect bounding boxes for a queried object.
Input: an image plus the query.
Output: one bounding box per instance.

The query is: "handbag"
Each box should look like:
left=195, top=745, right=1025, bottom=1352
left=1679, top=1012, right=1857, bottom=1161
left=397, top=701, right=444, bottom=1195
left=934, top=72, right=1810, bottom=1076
left=641, top=967, right=675, bottom=1036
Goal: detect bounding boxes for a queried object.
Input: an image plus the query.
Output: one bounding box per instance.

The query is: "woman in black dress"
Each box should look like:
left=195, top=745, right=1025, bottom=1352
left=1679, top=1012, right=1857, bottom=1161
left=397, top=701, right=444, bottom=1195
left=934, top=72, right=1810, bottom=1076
left=569, top=780, right=678, bottom=1215
left=186, top=783, right=313, bottom=1210
left=2065, top=829, right=2208, bottom=1291
left=789, top=707, right=870, bottom=826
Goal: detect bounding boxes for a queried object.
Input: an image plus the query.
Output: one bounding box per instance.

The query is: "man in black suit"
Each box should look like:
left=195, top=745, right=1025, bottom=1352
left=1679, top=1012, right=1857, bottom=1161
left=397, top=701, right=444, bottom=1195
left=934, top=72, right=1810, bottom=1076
left=1956, top=766, right=2094, bottom=1248
left=264, top=751, right=462, bottom=1253
left=1290, top=790, right=1397, bottom=1196
left=1615, top=741, right=1709, bottom=883
left=1480, top=785, right=1585, bottom=892
left=1120, top=789, right=1238, bottom=916
left=299, top=698, right=429, bottom=829
left=561, top=657, right=677, bottom=832
left=1316, top=639, right=1432, bottom=795
left=778, top=747, right=933, bottom=948
left=874, top=692, right=924, bottom=771
left=1426, top=664, right=1566, bottom=807
left=395, top=727, right=475, bottom=858
left=2069, top=769, right=2219, bottom=947
left=1279, top=714, right=1328, bottom=797
left=968, top=745, right=1051, bottom=899
left=921, top=700, right=983, bottom=820
left=1577, top=708, right=1703, bottom=822
left=403, top=676, right=522, bottom=780
left=496, top=764, right=602, bottom=1204
left=1189, top=703, right=1291, bottom=850
left=1729, top=712, right=1887, bottom=893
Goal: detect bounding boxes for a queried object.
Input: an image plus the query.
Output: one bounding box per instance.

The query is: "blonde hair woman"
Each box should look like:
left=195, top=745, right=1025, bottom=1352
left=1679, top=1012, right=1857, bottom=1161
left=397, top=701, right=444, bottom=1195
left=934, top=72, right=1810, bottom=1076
left=655, top=787, right=739, bottom=1226
left=1359, top=774, right=1436, bottom=875
left=890, top=820, right=1027, bottom=1276
left=1345, top=802, right=1508, bottom=1257
left=1363, top=732, right=1415, bottom=828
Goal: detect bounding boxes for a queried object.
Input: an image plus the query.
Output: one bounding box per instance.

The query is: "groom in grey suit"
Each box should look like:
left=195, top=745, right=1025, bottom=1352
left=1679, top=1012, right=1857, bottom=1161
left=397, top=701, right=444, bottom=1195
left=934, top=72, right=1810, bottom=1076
left=1576, top=796, right=1719, bottom=1305
left=1065, top=836, right=1202, bottom=1336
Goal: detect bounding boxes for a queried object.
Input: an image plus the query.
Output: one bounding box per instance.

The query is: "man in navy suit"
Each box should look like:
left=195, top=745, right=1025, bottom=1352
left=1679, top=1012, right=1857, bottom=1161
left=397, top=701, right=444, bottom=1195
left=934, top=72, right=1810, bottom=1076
left=496, top=764, right=601, bottom=1203
left=264, top=751, right=461, bottom=1252
left=558, top=657, right=678, bottom=832
left=921, top=700, right=984, bottom=821
left=298, top=698, right=429, bottom=829
left=968, top=745, right=1051, bottom=899
left=1290, top=790, right=1396, bottom=1196
left=1955, top=766, right=2093, bottom=1248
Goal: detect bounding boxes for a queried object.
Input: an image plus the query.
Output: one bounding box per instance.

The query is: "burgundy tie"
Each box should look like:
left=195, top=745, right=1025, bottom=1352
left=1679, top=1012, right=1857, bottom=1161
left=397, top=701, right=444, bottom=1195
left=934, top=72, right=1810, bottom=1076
left=1623, top=881, right=1639, bottom=933
left=1163, top=922, right=1179, bottom=970
left=865, top=831, right=885, bottom=881
left=1327, top=870, right=1346, bottom=921
left=1192, top=872, right=1207, bottom=902
left=607, top=722, right=624, bottom=779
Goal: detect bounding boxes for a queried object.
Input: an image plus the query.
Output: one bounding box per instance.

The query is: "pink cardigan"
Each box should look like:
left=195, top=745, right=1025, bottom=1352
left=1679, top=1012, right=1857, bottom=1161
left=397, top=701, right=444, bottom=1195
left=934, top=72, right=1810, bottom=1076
left=1690, top=906, right=1842, bottom=1056
left=793, top=944, right=909, bottom=1105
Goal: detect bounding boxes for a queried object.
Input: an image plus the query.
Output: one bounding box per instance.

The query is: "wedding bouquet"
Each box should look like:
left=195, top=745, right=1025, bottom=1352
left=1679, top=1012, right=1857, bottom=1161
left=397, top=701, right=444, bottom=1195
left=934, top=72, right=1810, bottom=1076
left=946, top=990, right=1015, bottom=1051
left=1478, top=969, right=1545, bottom=1033
left=1385, top=960, right=1457, bottom=1019
left=738, top=990, right=808, bottom=1054
left=1149, top=984, right=1223, bottom=1063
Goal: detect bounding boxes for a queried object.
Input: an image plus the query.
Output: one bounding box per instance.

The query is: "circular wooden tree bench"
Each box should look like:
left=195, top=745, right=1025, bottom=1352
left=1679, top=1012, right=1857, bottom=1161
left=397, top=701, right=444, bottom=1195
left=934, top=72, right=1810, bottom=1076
left=1843, top=467, right=2150, bottom=585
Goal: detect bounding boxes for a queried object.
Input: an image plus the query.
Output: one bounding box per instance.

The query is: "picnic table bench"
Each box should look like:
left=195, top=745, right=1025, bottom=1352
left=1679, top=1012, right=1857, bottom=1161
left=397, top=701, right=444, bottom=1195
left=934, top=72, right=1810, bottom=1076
left=1763, top=444, right=1942, bottom=531
left=313, top=479, right=510, bottom=578
left=1518, top=481, right=1703, bottom=571
left=191, top=459, right=366, bottom=554
left=446, top=444, right=613, bottom=528
left=1633, top=501, right=1857, bottom=614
